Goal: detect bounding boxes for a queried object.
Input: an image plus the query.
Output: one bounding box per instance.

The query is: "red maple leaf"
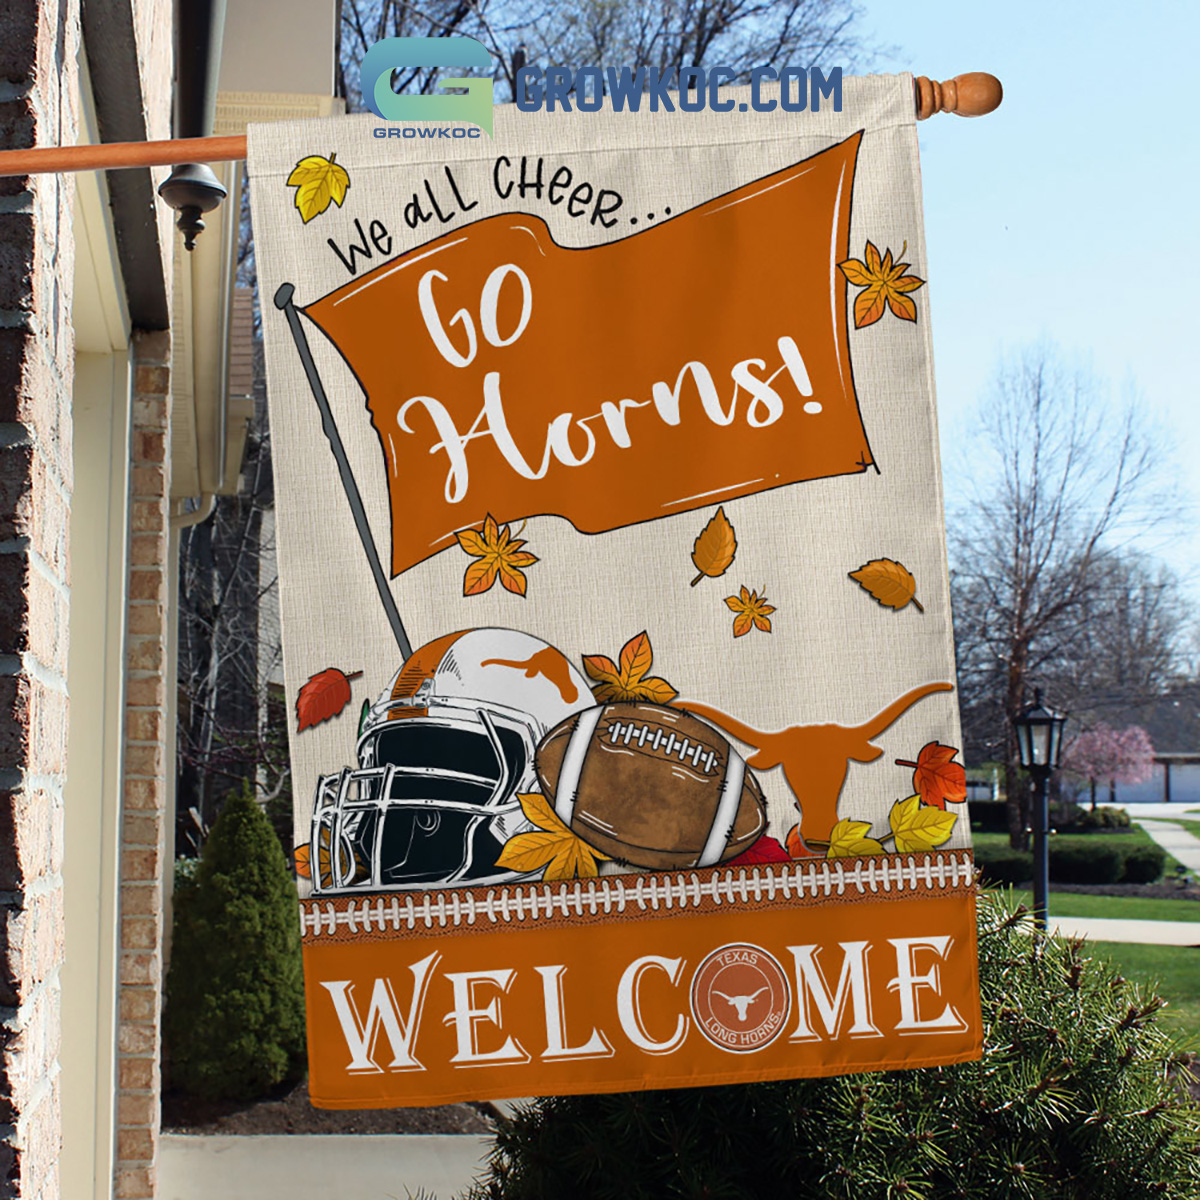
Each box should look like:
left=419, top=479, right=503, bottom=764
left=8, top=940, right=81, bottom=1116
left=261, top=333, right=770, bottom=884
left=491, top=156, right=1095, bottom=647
left=727, top=835, right=792, bottom=867
left=296, top=667, right=363, bottom=732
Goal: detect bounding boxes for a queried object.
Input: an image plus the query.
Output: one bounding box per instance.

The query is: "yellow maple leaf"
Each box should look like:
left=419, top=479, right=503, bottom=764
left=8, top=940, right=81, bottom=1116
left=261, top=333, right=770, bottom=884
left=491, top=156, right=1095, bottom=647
left=495, top=793, right=610, bottom=882
left=838, top=240, right=925, bottom=328
left=581, top=631, right=678, bottom=704
left=455, top=514, right=539, bottom=597
left=826, top=819, right=885, bottom=859
left=724, top=585, right=776, bottom=637
left=286, top=153, right=351, bottom=224
left=888, top=794, right=957, bottom=853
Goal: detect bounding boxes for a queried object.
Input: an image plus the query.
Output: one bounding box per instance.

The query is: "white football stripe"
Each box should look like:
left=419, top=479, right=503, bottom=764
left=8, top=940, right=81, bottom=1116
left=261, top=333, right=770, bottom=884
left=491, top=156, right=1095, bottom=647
left=698, top=752, right=746, bottom=867
left=554, top=706, right=603, bottom=826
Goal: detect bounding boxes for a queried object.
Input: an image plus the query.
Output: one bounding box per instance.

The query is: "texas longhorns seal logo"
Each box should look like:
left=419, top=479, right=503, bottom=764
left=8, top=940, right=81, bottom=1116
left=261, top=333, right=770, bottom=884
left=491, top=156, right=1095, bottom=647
left=682, top=682, right=954, bottom=844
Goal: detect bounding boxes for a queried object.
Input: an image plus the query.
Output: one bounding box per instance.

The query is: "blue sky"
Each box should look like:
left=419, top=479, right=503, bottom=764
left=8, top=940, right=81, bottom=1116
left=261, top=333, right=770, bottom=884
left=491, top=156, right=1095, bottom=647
left=866, top=0, right=1199, bottom=592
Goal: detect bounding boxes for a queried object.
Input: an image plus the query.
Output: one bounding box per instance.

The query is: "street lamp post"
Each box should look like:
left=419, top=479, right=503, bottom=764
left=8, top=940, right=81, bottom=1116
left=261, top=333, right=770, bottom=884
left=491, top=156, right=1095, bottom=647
left=1013, top=689, right=1067, bottom=930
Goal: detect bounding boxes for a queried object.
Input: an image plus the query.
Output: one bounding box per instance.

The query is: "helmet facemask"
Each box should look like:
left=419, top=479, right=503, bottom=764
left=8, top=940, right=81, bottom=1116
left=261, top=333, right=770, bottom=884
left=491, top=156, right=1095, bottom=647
left=310, top=696, right=541, bottom=892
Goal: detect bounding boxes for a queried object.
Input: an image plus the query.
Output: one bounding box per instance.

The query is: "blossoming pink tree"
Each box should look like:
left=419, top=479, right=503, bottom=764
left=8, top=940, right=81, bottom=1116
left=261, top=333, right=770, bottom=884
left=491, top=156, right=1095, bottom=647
left=1063, top=723, right=1155, bottom=809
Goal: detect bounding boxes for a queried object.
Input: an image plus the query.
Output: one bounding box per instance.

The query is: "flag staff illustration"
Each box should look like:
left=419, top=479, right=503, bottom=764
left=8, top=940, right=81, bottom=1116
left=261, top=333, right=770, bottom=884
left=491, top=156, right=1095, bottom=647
left=274, top=282, right=412, bottom=659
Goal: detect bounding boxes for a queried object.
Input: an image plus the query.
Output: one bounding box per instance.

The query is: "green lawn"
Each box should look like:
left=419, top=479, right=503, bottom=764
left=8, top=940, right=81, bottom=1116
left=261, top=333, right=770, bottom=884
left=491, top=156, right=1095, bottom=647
left=1174, top=818, right=1200, bottom=841
left=974, top=829, right=1160, bottom=852
left=1085, top=941, right=1200, bottom=1041
left=1004, top=888, right=1200, bottom=922
left=971, top=827, right=1200, bottom=1041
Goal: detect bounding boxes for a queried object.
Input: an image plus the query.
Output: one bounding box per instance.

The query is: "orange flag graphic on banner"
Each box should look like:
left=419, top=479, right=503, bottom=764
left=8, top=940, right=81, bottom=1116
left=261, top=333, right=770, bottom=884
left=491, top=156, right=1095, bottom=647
left=302, top=132, right=870, bottom=579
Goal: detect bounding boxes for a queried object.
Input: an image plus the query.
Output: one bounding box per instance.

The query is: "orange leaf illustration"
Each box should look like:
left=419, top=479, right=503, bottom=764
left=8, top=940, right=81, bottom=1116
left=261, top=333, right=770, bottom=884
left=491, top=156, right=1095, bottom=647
left=724, top=585, right=776, bottom=637
left=690, top=506, right=738, bottom=586
left=620, top=631, right=654, bottom=681
left=293, top=844, right=312, bottom=879
left=495, top=793, right=610, bottom=881
left=455, top=514, right=539, bottom=597
left=897, top=742, right=968, bottom=810
left=582, top=631, right=678, bottom=704
left=296, top=667, right=363, bottom=731
left=838, top=239, right=925, bottom=328
left=785, top=825, right=821, bottom=859
left=848, top=558, right=924, bottom=613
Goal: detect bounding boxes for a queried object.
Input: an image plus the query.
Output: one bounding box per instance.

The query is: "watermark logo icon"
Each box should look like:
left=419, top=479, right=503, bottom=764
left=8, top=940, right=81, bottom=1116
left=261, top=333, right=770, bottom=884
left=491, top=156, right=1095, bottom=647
left=361, top=36, right=494, bottom=136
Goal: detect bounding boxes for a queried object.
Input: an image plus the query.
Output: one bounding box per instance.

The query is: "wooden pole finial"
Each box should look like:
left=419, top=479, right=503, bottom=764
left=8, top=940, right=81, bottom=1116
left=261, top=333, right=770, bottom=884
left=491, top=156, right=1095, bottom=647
left=915, top=72, right=1003, bottom=120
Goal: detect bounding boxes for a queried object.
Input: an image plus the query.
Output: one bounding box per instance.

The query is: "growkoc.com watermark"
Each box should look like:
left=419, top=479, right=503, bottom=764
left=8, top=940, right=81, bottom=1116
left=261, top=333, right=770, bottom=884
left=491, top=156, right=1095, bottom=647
left=364, top=36, right=843, bottom=139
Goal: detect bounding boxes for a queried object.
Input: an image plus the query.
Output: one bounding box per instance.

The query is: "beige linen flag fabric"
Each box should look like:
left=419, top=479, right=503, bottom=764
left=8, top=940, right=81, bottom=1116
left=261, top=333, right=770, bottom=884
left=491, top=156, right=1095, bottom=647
left=248, top=73, right=982, bottom=1110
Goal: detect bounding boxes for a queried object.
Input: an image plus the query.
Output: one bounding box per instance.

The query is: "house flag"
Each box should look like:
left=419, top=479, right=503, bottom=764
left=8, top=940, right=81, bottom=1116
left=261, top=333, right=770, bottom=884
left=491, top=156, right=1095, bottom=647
left=248, top=72, right=982, bottom=1109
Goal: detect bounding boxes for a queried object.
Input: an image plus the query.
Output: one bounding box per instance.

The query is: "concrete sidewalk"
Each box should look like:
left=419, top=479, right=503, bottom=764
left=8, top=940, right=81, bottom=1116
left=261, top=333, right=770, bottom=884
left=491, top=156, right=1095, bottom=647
left=1050, top=916, right=1200, bottom=946
left=159, top=1134, right=490, bottom=1200
left=1133, top=817, right=1200, bottom=874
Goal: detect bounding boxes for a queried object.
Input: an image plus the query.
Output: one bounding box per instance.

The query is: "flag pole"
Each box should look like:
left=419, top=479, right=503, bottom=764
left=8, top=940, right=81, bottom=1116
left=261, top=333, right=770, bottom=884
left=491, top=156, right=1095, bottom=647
left=0, top=134, right=247, bottom=177
left=273, top=282, right=413, bottom=661
left=0, top=73, right=1002, bottom=177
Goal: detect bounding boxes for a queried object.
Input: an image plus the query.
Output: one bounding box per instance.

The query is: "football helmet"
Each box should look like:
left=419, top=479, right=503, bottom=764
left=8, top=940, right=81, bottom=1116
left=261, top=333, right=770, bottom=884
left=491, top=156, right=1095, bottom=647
left=309, top=628, right=593, bottom=894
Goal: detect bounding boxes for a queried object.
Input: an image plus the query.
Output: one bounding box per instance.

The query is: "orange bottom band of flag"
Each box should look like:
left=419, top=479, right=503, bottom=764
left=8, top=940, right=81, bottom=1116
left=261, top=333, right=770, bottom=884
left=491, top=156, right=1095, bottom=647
left=300, top=857, right=981, bottom=1108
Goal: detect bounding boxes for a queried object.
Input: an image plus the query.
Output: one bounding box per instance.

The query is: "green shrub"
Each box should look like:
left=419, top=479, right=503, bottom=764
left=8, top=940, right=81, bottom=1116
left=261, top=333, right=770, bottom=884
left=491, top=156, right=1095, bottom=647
left=973, top=843, right=1031, bottom=886
left=1078, top=805, right=1132, bottom=831
left=164, top=780, right=306, bottom=1100
left=969, top=801, right=1010, bottom=834
left=1049, top=800, right=1086, bottom=829
left=469, top=891, right=1200, bottom=1200
left=1049, top=840, right=1124, bottom=884
left=173, top=855, right=201, bottom=894
left=1122, top=844, right=1167, bottom=884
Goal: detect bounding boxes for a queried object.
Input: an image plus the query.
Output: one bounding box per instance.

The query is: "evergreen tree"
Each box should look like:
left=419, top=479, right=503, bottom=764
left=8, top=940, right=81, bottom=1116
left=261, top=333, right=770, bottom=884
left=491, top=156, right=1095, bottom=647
left=164, top=780, right=306, bottom=1100
left=468, top=891, right=1200, bottom=1199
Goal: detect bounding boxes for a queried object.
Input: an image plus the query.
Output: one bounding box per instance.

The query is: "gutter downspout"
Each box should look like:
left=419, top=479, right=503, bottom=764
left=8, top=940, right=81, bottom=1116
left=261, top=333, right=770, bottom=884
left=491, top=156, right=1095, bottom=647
left=169, top=0, right=234, bottom=503
left=215, top=164, right=237, bottom=492
left=170, top=494, right=216, bottom=530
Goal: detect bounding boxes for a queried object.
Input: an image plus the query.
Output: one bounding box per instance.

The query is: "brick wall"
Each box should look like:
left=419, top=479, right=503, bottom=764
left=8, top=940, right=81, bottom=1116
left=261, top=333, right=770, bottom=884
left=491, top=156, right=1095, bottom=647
left=0, top=1, right=80, bottom=1196
left=114, top=333, right=171, bottom=1200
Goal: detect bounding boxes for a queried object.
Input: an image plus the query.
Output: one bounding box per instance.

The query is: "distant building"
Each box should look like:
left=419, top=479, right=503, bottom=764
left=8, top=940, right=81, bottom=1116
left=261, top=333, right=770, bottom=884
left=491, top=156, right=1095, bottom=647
left=1079, top=684, right=1200, bottom=805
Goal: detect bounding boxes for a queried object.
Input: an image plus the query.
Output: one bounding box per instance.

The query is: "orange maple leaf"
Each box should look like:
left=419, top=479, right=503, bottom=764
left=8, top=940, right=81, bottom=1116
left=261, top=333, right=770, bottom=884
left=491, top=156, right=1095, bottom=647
left=896, top=742, right=968, bottom=810
left=455, top=514, right=539, bottom=597
left=293, top=843, right=312, bottom=879
left=839, top=240, right=926, bottom=328
left=582, top=631, right=679, bottom=704
left=724, top=585, right=775, bottom=637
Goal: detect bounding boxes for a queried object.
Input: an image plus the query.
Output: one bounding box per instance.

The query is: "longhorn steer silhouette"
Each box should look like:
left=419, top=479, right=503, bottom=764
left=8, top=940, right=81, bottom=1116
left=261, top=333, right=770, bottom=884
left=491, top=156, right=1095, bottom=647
left=713, top=987, right=768, bottom=1022
left=683, top=683, right=954, bottom=845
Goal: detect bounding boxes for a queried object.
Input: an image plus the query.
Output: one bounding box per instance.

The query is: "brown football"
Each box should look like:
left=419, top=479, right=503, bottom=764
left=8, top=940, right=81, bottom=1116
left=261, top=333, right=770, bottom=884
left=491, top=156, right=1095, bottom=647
left=535, top=702, right=767, bottom=870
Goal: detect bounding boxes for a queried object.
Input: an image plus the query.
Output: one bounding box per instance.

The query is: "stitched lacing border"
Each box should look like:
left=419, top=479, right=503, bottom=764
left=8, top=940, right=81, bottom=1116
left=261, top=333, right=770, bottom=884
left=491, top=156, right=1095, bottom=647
left=299, top=852, right=974, bottom=937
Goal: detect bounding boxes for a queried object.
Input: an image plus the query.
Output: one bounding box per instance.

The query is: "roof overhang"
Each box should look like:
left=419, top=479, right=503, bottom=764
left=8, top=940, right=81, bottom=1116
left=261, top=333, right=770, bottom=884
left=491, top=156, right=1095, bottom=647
left=80, top=0, right=171, bottom=331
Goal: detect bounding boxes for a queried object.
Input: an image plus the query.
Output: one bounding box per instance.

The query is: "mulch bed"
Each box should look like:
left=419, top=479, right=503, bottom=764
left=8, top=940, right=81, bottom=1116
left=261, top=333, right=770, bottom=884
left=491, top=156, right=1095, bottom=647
left=161, top=1077, right=498, bottom=1135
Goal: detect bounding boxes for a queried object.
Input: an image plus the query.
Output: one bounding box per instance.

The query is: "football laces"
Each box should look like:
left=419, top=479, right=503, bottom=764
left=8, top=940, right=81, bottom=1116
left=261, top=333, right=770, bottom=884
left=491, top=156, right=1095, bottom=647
left=604, top=719, right=719, bottom=775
